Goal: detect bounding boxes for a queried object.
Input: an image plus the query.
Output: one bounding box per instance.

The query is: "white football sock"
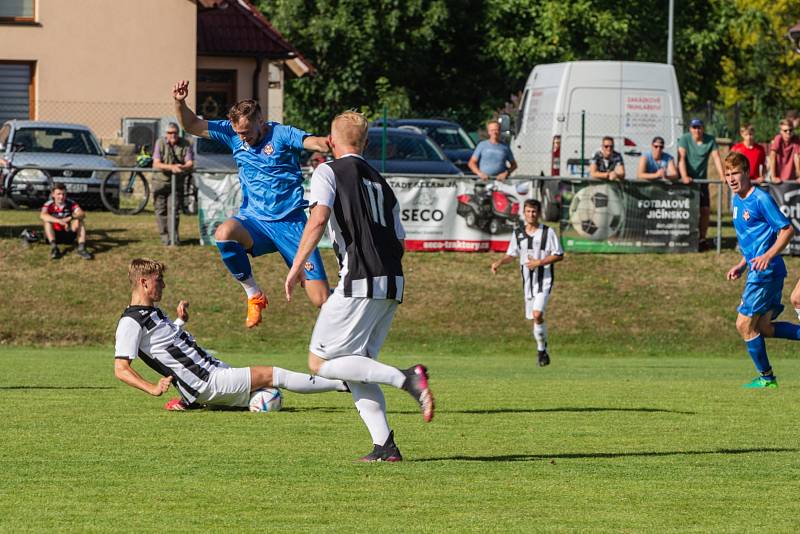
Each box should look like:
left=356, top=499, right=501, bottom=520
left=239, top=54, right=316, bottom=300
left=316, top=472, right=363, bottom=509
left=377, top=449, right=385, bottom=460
left=318, top=356, right=406, bottom=389
left=240, top=276, right=262, bottom=299
left=271, top=367, right=347, bottom=393
left=349, top=382, right=391, bottom=445
left=533, top=322, right=548, bottom=351
left=795, top=308, right=800, bottom=322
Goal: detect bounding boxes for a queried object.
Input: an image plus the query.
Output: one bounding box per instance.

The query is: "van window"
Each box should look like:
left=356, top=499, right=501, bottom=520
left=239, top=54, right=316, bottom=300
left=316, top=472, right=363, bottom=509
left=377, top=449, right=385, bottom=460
left=516, top=89, right=529, bottom=135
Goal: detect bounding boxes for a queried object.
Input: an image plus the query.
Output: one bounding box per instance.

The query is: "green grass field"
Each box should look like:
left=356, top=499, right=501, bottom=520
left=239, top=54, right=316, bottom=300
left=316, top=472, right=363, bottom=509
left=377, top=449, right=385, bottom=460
left=2, top=210, right=800, bottom=531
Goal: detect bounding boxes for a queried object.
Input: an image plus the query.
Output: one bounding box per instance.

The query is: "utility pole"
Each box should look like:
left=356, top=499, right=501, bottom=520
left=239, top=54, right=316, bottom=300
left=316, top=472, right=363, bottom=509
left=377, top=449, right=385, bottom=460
left=667, top=0, right=674, bottom=64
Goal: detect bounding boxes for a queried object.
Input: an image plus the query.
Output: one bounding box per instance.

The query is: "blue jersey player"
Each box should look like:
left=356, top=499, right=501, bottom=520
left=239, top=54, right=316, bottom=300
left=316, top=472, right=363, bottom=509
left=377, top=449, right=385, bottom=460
left=172, top=80, right=330, bottom=328
left=725, top=150, right=800, bottom=388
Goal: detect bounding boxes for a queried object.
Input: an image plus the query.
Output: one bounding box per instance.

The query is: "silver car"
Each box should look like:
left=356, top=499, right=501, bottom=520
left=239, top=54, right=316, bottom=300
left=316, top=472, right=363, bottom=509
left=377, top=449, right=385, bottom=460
left=0, top=120, right=117, bottom=208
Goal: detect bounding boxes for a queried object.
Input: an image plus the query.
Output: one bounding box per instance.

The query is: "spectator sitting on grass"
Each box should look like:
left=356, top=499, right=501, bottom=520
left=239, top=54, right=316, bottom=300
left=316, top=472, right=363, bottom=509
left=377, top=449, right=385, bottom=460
left=40, top=182, right=93, bottom=260
left=637, top=136, right=678, bottom=181
left=590, top=136, right=625, bottom=180
left=731, top=124, right=766, bottom=183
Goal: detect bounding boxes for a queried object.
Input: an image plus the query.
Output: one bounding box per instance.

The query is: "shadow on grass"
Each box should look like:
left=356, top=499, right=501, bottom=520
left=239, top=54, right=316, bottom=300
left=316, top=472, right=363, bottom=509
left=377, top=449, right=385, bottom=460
left=0, top=386, right=114, bottom=390
left=416, top=447, right=798, bottom=463
left=453, top=407, right=696, bottom=415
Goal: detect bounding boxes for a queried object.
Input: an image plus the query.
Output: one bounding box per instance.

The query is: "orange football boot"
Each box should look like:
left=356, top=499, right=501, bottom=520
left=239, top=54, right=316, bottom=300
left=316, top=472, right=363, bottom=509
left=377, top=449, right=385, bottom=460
left=246, top=292, right=268, bottom=328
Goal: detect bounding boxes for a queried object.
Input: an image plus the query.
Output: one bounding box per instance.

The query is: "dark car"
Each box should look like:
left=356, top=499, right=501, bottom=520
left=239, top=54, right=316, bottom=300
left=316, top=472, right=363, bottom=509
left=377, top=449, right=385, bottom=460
left=0, top=120, right=117, bottom=208
left=364, top=127, right=461, bottom=175
left=372, top=119, right=475, bottom=172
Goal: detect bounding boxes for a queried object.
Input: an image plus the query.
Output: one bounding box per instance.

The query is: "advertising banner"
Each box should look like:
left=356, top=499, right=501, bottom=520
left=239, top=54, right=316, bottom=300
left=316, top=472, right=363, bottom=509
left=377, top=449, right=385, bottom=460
left=560, top=180, right=699, bottom=253
left=766, top=182, right=800, bottom=255
left=385, top=177, right=532, bottom=252
left=195, top=173, right=332, bottom=248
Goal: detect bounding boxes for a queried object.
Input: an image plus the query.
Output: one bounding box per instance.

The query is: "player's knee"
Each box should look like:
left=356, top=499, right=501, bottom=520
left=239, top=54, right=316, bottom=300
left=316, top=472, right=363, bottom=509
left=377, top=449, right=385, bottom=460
left=250, top=366, right=274, bottom=389
left=532, top=311, right=544, bottom=323
left=791, top=291, right=800, bottom=309
left=735, top=316, right=755, bottom=338
left=214, top=223, right=232, bottom=241
left=308, top=353, right=324, bottom=375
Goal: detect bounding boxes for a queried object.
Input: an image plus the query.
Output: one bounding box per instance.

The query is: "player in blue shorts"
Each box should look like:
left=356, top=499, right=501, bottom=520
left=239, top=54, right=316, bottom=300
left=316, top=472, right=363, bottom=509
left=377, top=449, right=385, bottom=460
left=172, top=80, right=330, bottom=328
left=724, top=150, right=800, bottom=388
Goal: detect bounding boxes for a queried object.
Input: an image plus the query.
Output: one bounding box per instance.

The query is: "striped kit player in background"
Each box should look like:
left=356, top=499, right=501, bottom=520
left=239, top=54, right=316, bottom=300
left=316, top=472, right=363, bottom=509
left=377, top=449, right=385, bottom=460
left=491, top=198, right=564, bottom=367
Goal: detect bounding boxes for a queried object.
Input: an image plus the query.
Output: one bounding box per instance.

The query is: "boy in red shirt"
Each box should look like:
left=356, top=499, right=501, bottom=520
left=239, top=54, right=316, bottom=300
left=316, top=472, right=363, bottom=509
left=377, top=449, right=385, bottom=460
left=40, top=182, right=93, bottom=260
left=731, top=124, right=766, bottom=182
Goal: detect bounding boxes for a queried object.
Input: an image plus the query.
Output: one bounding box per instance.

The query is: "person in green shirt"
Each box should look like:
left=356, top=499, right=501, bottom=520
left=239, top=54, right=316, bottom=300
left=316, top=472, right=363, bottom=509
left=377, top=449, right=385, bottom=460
left=678, top=118, right=724, bottom=251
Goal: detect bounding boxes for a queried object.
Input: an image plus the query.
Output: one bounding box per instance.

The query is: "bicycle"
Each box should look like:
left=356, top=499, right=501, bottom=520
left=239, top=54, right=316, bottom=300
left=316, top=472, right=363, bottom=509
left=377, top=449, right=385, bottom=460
left=100, top=146, right=151, bottom=215
left=0, top=144, right=54, bottom=209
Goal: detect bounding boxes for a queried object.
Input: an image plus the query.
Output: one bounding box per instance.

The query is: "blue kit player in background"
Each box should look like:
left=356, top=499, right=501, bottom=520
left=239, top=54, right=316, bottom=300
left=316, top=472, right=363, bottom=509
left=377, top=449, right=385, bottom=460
left=724, top=150, right=800, bottom=388
left=172, top=80, right=331, bottom=328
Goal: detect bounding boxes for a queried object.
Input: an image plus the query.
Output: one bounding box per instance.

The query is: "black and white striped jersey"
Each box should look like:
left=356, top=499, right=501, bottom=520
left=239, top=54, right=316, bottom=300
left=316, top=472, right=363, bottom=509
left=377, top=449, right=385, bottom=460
left=308, top=154, right=406, bottom=301
left=507, top=224, right=564, bottom=297
left=114, top=306, right=226, bottom=404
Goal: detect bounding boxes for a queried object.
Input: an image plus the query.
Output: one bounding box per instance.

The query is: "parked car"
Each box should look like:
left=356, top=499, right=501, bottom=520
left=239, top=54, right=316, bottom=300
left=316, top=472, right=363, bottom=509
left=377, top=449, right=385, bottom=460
left=0, top=120, right=117, bottom=208
left=364, top=127, right=461, bottom=175
left=372, top=118, right=476, bottom=172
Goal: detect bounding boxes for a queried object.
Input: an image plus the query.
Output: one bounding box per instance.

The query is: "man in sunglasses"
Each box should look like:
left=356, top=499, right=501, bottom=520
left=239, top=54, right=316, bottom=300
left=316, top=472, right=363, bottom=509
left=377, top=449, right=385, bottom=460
left=589, top=136, right=625, bottom=180
left=678, top=118, right=723, bottom=252
left=153, top=122, right=195, bottom=245
left=767, top=119, right=800, bottom=184
left=637, top=136, right=678, bottom=181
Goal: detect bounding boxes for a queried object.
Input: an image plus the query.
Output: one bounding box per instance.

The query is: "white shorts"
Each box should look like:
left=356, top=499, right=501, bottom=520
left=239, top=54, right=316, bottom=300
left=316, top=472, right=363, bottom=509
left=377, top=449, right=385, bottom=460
left=196, top=366, right=252, bottom=407
left=524, top=291, right=551, bottom=320
left=310, top=292, right=398, bottom=360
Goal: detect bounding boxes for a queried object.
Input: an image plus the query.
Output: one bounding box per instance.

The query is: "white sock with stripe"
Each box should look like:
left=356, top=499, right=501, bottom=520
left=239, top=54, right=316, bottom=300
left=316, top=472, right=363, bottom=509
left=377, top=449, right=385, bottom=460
left=271, top=367, right=347, bottom=393
left=318, top=356, right=406, bottom=389
left=533, top=322, right=547, bottom=351
left=349, top=382, right=391, bottom=445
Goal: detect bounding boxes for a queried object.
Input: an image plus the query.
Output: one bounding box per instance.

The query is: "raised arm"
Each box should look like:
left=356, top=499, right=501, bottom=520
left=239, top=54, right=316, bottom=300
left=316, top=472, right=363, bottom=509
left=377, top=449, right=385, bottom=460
left=172, top=80, right=209, bottom=139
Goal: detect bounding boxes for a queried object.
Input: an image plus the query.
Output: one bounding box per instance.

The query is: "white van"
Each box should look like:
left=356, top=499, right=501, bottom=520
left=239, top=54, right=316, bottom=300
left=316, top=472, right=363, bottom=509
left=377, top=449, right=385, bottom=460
left=509, top=61, right=683, bottom=180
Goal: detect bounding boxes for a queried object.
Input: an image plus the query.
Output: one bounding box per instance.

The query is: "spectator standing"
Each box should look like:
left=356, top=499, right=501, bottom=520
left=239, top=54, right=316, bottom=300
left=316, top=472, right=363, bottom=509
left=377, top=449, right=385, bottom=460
left=731, top=124, right=766, bottom=182
left=40, top=182, right=93, bottom=260
left=637, top=136, right=678, bottom=181
left=468, top=120, right=517, bottom=181
left=589, top=136, right=625, bottom=180
left=677, top=118, right=724, bottom=251
left=767, top=119, right=800, bottom=184
left=152, top=122, right=194, bottom=245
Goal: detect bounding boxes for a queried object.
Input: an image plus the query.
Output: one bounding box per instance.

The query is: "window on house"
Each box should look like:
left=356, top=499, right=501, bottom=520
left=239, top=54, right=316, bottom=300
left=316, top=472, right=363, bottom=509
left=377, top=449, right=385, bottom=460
left=0, top=0, right=34, bottom=21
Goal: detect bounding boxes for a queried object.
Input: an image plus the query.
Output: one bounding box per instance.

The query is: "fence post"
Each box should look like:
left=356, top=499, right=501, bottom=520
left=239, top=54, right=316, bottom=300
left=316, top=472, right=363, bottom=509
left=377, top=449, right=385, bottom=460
left=169, top=173, right=177, bottom=246
left=580, top=110, right=586, bottom=178
left=381, top=105, right=387, bottom=173
left=716, top=180, right=722, bottom=255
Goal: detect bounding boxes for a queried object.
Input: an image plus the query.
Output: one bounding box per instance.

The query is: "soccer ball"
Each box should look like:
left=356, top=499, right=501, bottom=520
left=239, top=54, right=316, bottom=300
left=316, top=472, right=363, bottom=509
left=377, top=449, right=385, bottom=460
left=248, top=388, right=283, bottom=412
left=568, top=184, right=625, bottom=240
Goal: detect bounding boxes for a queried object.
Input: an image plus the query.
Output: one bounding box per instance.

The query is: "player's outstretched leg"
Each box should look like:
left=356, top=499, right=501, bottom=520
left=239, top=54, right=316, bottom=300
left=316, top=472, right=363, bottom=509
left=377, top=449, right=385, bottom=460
left=315, top=356, right=435, bottom=422
left=270, top=367, right=348, bottom=393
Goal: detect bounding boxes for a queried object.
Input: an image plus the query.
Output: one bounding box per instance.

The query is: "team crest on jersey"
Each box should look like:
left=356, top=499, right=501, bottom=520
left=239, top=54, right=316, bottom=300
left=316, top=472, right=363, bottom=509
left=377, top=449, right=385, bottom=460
left=263, top=143, right=274, bottom=155
left=304, top=261, right=314, bottom=272
left=743, top=209, right=750, bottom=221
